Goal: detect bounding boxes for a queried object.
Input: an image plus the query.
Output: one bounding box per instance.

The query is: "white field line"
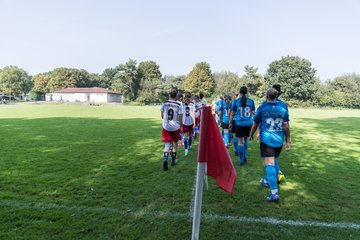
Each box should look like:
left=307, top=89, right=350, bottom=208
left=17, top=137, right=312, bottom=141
left=1, top=200, right=360, bottom=230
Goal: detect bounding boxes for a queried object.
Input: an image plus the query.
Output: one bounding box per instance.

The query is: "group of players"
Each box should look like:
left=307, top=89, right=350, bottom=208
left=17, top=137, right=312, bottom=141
left=160, top=85, right=291, bottom=202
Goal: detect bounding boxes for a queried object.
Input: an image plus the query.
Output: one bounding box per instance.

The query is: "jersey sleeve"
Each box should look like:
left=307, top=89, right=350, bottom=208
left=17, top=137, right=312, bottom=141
left=253, top=104, right=262, bottom=123
left=160, top=104, right=164, bottom=112
left=178, top=105, right=183, bottom=114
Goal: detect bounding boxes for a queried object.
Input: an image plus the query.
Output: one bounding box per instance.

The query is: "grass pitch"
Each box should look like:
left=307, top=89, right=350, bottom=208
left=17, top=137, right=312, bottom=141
left=0, top=104, right=359, bottom=239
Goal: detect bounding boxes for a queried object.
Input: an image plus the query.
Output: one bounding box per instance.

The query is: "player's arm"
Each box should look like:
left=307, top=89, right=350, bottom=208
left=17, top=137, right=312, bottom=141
left=178, top=113, right=183, bottom=131
left=284, top=121, right=291, bottom=151
left=249, top=121, right=259, bottom=141
left=161, top=111, right=164, bottom=119
left=256, top=123, right=261, bottom=140
left=229, top=110, right=234, bottom=129
left=219, top=110, right=223, bottom=123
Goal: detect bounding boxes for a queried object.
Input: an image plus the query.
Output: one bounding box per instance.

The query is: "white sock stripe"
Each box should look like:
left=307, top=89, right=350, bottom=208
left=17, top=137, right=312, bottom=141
left=1, top=200, right=359, bottom=229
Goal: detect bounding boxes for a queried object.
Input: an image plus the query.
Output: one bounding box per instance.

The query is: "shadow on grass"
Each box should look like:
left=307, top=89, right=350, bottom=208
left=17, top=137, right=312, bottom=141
left=280, top=117, right=360, bottom=222
left=0, top=117, right=196, bottom=213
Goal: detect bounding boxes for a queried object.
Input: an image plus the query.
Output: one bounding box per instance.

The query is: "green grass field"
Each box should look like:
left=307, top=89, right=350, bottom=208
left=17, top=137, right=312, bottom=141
left=0, top=103, right=359, bottom=239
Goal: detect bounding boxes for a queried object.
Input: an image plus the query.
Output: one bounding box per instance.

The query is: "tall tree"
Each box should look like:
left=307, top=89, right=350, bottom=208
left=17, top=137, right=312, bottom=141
left=137, top=61, right=162, bottom=103
left=241, top=65, right=265, bottom=98
left=112, top=59, right=140, bottom=100
left=265, top=56, right=317, bottom=101
left=32, top=73, right=51, bottom=93
left=46, top=68, right=93, bottom=92
left=0, top=66, right=32, bottom=97
left=184, top=62, right=215, bottom=96
left=214, top=71, right=242, bottom=96
left=100, top=68, right=118, bottom=89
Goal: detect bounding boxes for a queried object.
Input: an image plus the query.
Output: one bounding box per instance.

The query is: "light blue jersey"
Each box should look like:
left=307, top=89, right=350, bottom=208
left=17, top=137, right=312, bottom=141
left=231, top=97, right=255, bottom=126
left=260, top=98, right=289, bottom=122
left=220, top=103, right=231, bottom=124
left=216, top=99, right=224, bottom=112
left=254, top=101, right=289, bottom=148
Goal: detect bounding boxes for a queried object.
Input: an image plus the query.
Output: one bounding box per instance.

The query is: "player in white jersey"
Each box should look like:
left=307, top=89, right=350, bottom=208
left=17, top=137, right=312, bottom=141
left=161, top=89, right=183, bottom=171
left=192, top=95, right=201, bottom=138
left=182, top=92, right=195, bottom=156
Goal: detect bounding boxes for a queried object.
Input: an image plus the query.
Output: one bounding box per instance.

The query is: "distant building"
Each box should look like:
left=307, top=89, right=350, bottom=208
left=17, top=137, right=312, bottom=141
left=45, top=87, right=123, bottom=103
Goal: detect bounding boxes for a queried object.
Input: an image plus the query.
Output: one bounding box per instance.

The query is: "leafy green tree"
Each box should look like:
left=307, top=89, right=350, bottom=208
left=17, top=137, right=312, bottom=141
left=100, top=68, right=118, bottom=89
left=163, top=75, right=185, bottom=90
left=112, top=59, right=140, bottom=100
left=241, top=65, right=265, bottom=98
left=184, top=62, right=215, bottom=96
left=0, top=66, right=32, bottom=97
left=137, top=61, right=162, bottom=104
left=32, top=73, right=51, bottom=93
left=214, top=71, right=242, bottom=96
left=329, top=73, right=360, bottom=108
left=46, top=68, right=93, bottom=92
left=264, top=56, right=317, bottom=101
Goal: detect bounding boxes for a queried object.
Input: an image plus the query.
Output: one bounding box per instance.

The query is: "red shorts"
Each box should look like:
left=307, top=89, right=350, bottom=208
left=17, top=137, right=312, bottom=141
left=182, top=124, right=194, bottom=133
left=195, top=117, right=200, bottom=126
left=162, top=128, right=181, bottom=142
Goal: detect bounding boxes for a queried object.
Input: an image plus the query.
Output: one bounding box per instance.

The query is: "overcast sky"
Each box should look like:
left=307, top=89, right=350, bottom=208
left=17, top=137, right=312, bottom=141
left=1, top=0, right=359, bottom=80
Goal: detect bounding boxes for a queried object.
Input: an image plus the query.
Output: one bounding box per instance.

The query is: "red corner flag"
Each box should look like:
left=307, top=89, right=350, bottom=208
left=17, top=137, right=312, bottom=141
left=197, top=106, right=237, bottom=194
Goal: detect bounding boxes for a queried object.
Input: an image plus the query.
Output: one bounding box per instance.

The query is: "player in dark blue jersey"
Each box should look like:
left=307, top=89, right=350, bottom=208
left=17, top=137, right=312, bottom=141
left=249, top=88, right=291, bottom=202
left=219, top=95, right=232, bottom=147
left=229, top=86, right=255, bottom=165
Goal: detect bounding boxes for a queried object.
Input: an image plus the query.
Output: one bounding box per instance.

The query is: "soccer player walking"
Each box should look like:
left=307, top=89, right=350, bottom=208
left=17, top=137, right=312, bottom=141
left=219, top=95, right=232, bottom=147
left=229, top=86, right=255, bottom=165
left=249, top=88, right=291, bottom=202
left=182, top=92, right=195, bottom=156
left=161, top=89, right=183, bottom=171
left=257, top=84, right=289, bottom=184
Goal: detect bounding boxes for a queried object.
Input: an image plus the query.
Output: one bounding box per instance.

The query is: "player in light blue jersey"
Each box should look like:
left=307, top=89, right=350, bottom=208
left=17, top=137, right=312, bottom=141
left=219, top=95, right=232, bottom=147
left=249, top=88, right=291, bottom=202
left=230, top=93, right=239, bottom=155
left=229, top=86, right=255, bottom=165
left=257, top=84, right=289, bottom=184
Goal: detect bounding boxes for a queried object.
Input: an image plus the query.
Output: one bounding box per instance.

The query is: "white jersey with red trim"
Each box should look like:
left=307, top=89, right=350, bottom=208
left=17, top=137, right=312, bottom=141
left=194, top=101, right=201, bottom=118
left=182, top=102, right=195, bottom=126
left=161, top=100, right=183, bottom=131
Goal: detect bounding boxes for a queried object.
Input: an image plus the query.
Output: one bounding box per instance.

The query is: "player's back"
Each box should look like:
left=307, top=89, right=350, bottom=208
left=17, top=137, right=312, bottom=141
left=161, top=100, right=182, bottom=131
left=232, top=98, right=255, bottom=126
left=182, top=102, right=195, bottom=125
left=256, top=102, right=289, bottom=147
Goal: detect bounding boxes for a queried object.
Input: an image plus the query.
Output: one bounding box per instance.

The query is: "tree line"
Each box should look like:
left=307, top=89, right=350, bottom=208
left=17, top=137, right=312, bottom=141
left=0, top=55, right=359, bottom=108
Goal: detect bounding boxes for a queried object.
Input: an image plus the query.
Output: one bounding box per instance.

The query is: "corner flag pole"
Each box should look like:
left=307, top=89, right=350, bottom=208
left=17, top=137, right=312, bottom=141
left=191, top=107, right=210, bottom=240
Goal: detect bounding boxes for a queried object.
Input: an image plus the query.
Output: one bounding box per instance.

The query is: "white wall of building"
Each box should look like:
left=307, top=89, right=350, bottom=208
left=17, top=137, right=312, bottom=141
left=46, top=92, right=122, bottom=103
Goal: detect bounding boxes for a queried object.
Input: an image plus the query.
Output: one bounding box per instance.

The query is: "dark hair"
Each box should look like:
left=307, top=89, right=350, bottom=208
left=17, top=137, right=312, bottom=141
left=170, top=89, right=177, bottom=99
left=184, top=92, right=192, bottom=99
left=224, top=95, right=231, bottom=101
left=272, top=84, right=281, bottom=97
left=266, top=88, right=278, bottom=101
left=240, top=86, right=248, bottom=107
left=199, top=93, right=204, bottom=99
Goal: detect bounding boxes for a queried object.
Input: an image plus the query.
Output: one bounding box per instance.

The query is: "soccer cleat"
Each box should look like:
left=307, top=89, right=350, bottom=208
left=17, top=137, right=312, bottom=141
left=244, top=157, right=247, bottom=163
left=185, top=149, right=189, bottom=156
left=278, top=171, right=286, bottom=183
left=163, top=161, right=168, bottom=171
left=260, top=178, right=269, bottom=188
left=266, top=193, right=280, bottom=202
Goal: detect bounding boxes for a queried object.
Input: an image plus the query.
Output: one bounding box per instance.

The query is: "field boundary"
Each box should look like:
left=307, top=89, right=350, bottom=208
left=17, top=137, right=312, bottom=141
left=2, top=200, right=359, bottom=230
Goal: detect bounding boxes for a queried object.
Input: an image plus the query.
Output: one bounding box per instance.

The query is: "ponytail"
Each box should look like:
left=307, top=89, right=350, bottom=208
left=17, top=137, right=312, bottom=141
left=239, top=86, right=248, bottom=107
left=241, top=94, right=246, bottom=107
